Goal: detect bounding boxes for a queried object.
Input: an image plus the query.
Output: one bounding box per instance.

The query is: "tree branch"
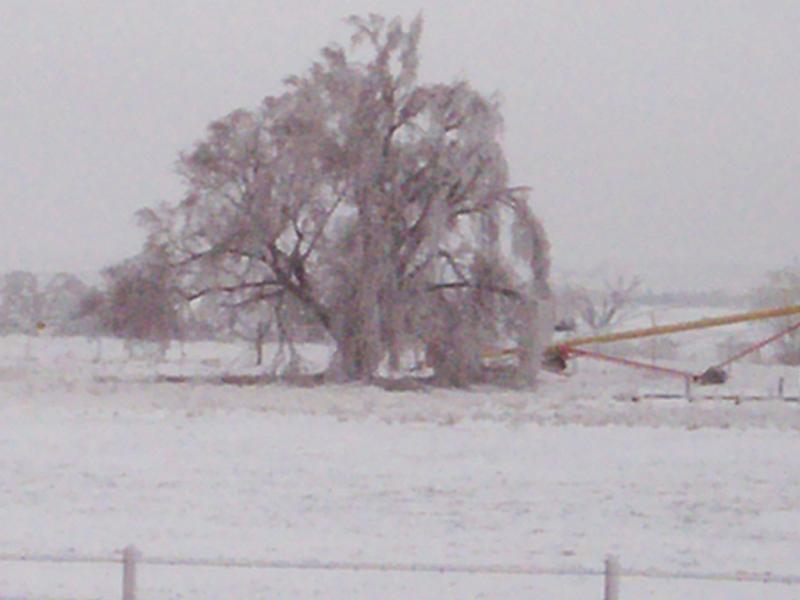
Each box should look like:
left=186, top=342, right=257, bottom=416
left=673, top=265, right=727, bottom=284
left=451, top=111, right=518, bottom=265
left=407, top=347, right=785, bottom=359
left=184, top=279, right=282, bottom=302
left=426, top=281, right=521, bottom=300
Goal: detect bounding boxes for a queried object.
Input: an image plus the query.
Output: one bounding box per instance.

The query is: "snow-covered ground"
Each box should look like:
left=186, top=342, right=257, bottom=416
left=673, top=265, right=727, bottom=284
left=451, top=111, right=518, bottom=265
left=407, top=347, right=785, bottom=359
left=0, top=330, right=799, bottom=599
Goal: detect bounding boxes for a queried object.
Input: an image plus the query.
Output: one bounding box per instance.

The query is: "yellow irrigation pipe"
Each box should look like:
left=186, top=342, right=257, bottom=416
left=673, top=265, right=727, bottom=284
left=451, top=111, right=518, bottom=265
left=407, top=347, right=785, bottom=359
left=559, top=304, right=800, bottom=348
left=493, top=304, right=800, bottom=358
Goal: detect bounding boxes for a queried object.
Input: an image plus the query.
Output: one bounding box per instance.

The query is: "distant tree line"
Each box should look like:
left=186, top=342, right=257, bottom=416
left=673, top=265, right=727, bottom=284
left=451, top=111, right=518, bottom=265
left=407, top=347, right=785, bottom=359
left=0, top=271, right=90, bottom=335
left=0, top=265, right=321, bottom=350
left=751, top=263, right=800, bottom=365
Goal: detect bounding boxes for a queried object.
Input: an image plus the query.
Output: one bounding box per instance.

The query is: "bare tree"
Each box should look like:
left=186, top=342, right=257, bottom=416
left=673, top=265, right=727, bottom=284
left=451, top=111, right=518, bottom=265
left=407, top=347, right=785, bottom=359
left=82, top=252, right=183, bottom=359
left=41, top=272, right=90, bottom=334
left=73, top=287, right=112, bottom=362
left=752, top=263, right=800, bottom=365
left=0, top=271, right=43, bottom=334
left=138, top=14, right=552, bottom=384
left=569, top=275, right=641, bottom=332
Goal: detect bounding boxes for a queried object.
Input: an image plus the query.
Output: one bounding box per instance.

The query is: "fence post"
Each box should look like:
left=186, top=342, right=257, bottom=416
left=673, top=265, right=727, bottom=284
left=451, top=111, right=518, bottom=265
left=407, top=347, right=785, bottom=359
left=684, top=376, right=693, bottom=402
left=122, top=545, right=139, bottom=600
left=604, top=555, right=620, bottom=600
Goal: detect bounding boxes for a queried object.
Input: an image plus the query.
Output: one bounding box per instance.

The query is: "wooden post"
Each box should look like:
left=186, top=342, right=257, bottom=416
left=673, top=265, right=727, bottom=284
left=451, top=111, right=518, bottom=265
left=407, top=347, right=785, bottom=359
left=604, top=556, right=620, bottom=600
left=778, top=376, right=785, bottom=400
left=684, top=376, right=693, bottom=402
left=122, top=545, right=139, bottom=600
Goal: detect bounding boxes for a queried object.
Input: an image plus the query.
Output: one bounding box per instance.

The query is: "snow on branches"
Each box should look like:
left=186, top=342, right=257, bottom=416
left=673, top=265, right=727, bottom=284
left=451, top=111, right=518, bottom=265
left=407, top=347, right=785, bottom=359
left=138, top=14, right=552, bottom=385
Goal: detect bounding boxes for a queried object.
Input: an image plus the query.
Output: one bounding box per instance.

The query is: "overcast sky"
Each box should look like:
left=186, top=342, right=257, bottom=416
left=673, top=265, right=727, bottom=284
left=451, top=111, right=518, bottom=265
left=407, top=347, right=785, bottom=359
left=2, top=1, right=798, bottom=291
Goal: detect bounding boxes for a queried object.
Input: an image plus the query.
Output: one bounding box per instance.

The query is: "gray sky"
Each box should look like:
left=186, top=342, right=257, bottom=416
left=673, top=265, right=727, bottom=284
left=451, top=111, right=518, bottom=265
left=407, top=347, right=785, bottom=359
left=2, top=1, right=798, bottom=291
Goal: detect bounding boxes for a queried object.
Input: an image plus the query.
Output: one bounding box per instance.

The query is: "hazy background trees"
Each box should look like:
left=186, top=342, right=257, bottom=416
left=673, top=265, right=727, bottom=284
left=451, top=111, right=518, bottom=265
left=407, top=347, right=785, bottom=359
left=0, top=271, right=90, bottom=335
left=752, top=263, right=800, bottom=365
left=136, top=14, right=552, bottom=385
left=555, top=275, right=641, bottom=334
left=0, top=271, right=42, bottom=334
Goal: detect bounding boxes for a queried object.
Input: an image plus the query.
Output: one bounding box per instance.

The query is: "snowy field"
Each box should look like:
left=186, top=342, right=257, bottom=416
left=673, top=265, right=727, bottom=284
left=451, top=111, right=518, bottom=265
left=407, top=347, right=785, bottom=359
left=0, top=330, right=799, bottom=599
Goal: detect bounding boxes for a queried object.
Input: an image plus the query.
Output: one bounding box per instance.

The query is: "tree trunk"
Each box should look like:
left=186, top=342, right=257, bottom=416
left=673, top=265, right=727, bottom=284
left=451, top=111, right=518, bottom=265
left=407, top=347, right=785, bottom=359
left=327, top=307, right=384, bottom=381
left=424, top=299, right=484, bottom=387
left=254, top=321, right=266, bottom=366
left=325, top=198, right=387, bottom=382
left=514, top=298, right=548, bottom=386
left=255, top=337, right=263, bottom=366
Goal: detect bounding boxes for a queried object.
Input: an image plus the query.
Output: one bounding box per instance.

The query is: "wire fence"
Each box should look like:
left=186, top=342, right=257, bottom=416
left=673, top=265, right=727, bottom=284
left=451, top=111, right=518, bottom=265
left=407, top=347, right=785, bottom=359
left=1, top=548, right=800, bottom=600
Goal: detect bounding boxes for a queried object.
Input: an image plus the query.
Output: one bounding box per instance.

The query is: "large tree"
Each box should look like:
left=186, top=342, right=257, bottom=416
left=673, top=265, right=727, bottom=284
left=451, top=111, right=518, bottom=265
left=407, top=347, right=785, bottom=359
left=139, top=14, right=552, bottom=384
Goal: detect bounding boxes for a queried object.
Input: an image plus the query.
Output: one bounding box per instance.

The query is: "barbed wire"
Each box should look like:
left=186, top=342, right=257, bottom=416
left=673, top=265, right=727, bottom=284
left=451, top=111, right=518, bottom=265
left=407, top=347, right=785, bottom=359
left=0, top=596, right=102, bottom=600
left=142, top=556, right=604, bottom=577
left=0, top=597, right=103, bottom=600
left=622, top=567, right=800, bottom=585
left=0, top=553, right=118, bottom=565
left=0, top=551, right=798, bottom=585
